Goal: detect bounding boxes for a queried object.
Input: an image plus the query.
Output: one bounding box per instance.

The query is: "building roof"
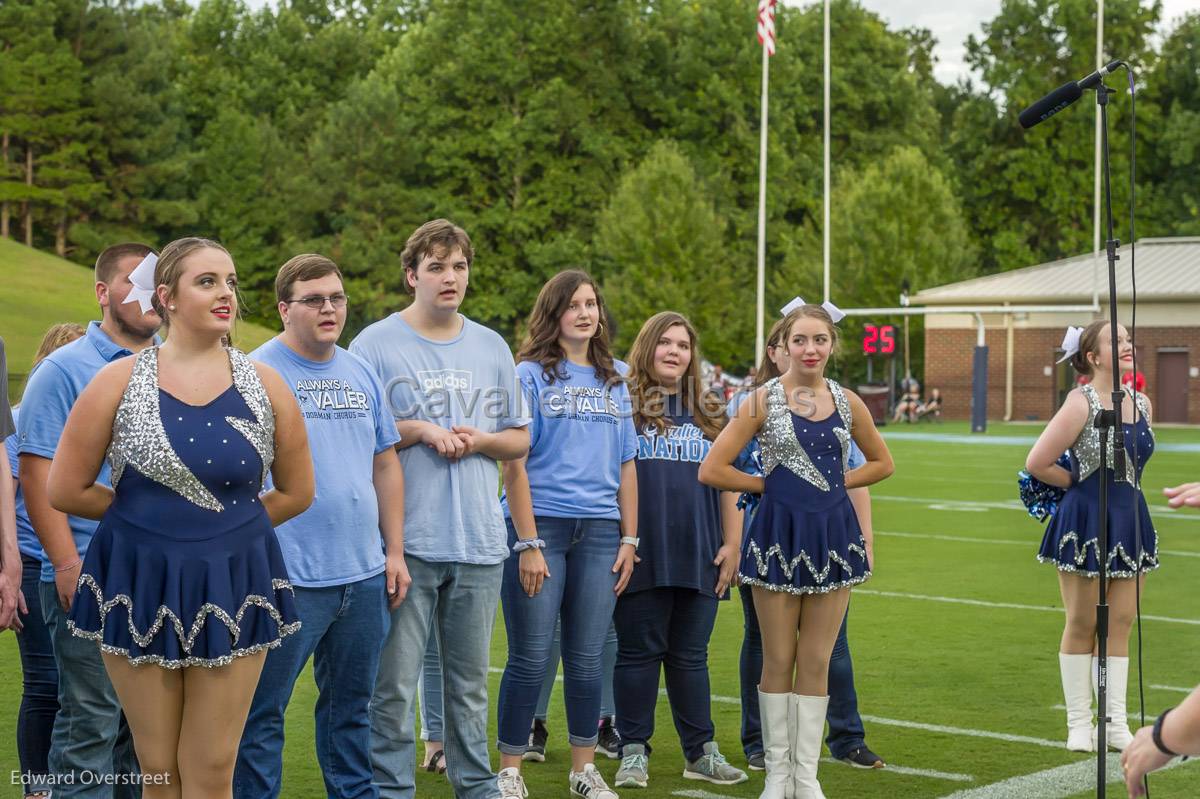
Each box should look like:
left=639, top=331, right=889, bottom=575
left=913, top=237, right=1200, bottom=305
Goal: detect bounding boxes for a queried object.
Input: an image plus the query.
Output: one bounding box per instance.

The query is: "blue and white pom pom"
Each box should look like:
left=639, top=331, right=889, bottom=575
left=1017, top=452, right=1072, bottom=522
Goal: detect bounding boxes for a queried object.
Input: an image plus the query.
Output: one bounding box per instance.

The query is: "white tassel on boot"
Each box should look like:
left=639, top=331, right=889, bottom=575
left=1095, top=655, right=1134, bottom=750
left=1060, top=653, right=1095, bottom=752
left=790, top=694, right=829, bottom=799
left=758, top=690, right=794, bottom=799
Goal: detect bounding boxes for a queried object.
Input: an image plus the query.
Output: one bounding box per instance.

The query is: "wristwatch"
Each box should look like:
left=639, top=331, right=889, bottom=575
left=620, top=536, right=639, bottom=550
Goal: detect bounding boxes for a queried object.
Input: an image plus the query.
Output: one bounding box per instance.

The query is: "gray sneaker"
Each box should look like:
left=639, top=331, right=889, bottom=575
left=683, top=742, right=748, bottom=785
left=615, top=743, right=649, bottom=788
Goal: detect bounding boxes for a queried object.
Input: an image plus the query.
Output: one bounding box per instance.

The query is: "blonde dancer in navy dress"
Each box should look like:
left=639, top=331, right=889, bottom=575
left=700, top=304, right=893, bottom=799
left=48, top=238, right=314, bottom=798
left=1026, top=320, right=1156, bottom=754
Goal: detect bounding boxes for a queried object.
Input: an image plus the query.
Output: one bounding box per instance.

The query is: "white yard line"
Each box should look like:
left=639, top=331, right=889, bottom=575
left=935, top=753, right=1195, bottom=798
left=872, top=493, right=1199, bottom=521
left=818, top=757, right=973, bottom=782
left=854, top=588, right=1200, bottom=626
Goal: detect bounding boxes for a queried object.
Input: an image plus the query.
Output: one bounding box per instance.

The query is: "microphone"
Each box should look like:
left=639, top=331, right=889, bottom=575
left=1018, top=60, right=1124, bottom=129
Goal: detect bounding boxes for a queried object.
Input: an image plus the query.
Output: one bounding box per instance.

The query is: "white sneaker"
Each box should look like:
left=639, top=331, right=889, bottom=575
left=497, top=767, right=529, bottom=799
left=570, top=763, right=619, bottom=799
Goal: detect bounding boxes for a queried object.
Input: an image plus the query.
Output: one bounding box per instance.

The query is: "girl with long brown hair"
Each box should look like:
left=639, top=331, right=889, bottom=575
left=495, top=269, right=637, bottom=799
left=610, top=312, right=747, bottom=789
left=1026, top=320, right=1157, bottom=752
left=700, top=304, right=893, bottom=799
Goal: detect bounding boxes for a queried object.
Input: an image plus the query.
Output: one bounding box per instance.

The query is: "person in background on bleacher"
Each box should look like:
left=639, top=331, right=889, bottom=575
left=8, top=323, right=84, bottom=799
left=1120, top=481, right=1200, bottom=797
left=1026, top=320, right=1158, bottom=753
left=18, top=243, right=160, bottom=799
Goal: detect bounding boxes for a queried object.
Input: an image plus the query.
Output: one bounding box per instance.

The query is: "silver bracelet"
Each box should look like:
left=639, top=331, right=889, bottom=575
left=620, top=536, right=639, bottom=550
left=513, top=538, right=545, bottom=553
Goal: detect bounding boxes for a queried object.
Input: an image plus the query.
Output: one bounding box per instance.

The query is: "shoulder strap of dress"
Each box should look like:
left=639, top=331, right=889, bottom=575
left=827, top=378, right=852, bottom=431
left=228, top=348, right=274, bottom=431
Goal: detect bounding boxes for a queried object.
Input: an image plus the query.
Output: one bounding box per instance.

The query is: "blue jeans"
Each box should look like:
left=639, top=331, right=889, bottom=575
left=533, top=618, right=617, bottom=721
left=496, top=517, right=619, bottom=754
left=39, top=581, right=140, bottom=799
left=370, top=556, right=502, bottom=799
left=235, top=573, right=390, bottom=799
left=613, top=587, right=719, bottom=761
left=16, top=555, right=59, bottom=795
left=738, top=585, right=867, bottom=759
left=418, top=624, right=443, bottom=742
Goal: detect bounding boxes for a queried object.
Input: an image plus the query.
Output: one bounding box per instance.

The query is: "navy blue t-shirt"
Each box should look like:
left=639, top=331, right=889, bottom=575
left=627, top=395, right=727, bottom=599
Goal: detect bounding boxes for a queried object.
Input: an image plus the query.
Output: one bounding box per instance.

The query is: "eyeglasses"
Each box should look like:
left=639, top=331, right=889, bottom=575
left=285, top=294, right=349, bottom=310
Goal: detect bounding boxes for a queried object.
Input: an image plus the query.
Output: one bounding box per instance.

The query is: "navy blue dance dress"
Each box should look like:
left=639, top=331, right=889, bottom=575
left=739, top=378, right=871, bottom=594
left=68, top=346, right=300, bottom=667
left=1038, top=384, right=1158, bottom=578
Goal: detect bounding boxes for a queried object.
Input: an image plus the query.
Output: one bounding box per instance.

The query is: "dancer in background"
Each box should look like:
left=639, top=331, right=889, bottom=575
left=737, top=316, right=885, bottom=773
left=50, top=237, right=313, bottom=797
left=8, top=323, right=85, bottom=799
left=495, top=269, right=637, bottom=799
left=1027, top=321, right=1157, bottom=752
left=700, top=303, right=893, bottom=799
left=611, top=312, right=747, bottom=789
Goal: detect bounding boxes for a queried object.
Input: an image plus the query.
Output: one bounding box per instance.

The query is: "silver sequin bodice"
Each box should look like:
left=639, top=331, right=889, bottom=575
left=758, top=377, right=854, bottom=492
left=1072, top=383, right=1153, bottom=484
left=107, top=347, right=275, bottom=511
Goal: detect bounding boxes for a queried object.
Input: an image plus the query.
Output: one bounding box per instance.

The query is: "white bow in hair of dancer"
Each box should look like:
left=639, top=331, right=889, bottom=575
left=122, top=252, right=158, bottom=314
left=780, top=296, right=846, bottom=324
left=1057, top=325, right=1084, bottom=364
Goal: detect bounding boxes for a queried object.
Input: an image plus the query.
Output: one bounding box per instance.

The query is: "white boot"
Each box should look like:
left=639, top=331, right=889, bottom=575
left=1099, top=656, right=1134, bottom=751
left=1060, top=653, right=1095, bottom=752
left=790, top=694, right=829, bottom=799
left=758, top=690, right=794, bottom=799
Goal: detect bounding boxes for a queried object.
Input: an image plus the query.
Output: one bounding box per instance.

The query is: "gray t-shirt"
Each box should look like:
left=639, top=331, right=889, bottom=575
left=350, top=313, right=530, bottom=565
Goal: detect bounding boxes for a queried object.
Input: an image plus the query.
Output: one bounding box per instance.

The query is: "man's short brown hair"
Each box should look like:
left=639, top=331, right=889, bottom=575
left=95, top=243, right=155, bottom=285
left=400, top=219, right=474, bottom=294
left=275, top=254, right=344, bottom=303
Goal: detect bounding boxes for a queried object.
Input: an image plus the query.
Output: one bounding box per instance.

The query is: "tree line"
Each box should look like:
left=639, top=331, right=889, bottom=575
left=1, top=0, right=1196, bottom=375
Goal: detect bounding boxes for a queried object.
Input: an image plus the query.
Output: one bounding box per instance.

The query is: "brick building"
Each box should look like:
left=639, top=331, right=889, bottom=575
left=915, top=237, right=1200, bottom=424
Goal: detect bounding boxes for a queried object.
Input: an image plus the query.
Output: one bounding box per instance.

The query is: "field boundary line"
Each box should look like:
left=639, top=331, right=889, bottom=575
left=818, top=757, right=973, bottom=782
left=872, top=493, right=1199, bottom=521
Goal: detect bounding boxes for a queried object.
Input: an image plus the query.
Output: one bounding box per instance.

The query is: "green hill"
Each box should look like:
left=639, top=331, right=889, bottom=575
left=0, top=239, right=279, bottom=401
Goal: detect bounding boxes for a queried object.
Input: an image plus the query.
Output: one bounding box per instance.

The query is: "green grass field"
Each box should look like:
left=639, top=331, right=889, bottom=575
left=2, top=424, right=1199, bottom=798
left=0, top=239, right=278, bottom=401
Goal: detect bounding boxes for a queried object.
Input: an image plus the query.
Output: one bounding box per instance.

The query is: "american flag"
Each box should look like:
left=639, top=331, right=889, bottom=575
left=757, top=0, right=777, bottom=56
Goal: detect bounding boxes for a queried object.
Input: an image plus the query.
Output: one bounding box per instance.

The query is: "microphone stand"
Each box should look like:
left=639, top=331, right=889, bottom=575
left=1092, top=78, right=1127, bottom=799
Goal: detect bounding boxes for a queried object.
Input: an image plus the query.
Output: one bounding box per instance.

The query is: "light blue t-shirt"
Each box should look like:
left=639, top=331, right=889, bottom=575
left=17, top=322, right=137, bottom=582
left=501, top=359, right=637, bottom=520
left=349, top=313, right=531, bottom=565
left=7, top=406, right=43, bottom=563
left=251, top=338, right=401, bottom=587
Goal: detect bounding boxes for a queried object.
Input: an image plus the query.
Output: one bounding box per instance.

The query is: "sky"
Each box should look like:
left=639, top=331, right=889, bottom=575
left=847, top=0, right=1200, bottom=84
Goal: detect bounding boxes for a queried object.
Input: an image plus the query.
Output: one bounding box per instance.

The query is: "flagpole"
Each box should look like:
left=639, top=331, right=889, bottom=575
left=823, top=0, right=831, bottom=303
left=755, top=36, right=769, bottom=365
left=1092, top=0, right=1103, bottom=311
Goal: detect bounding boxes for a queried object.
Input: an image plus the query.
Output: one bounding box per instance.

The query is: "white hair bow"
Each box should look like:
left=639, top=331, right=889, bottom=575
left=779, top=296, right=846, bottom=324
left=122, top=252, right=158, bottom=314
left=1057, top=325, right=1084, bottom=364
